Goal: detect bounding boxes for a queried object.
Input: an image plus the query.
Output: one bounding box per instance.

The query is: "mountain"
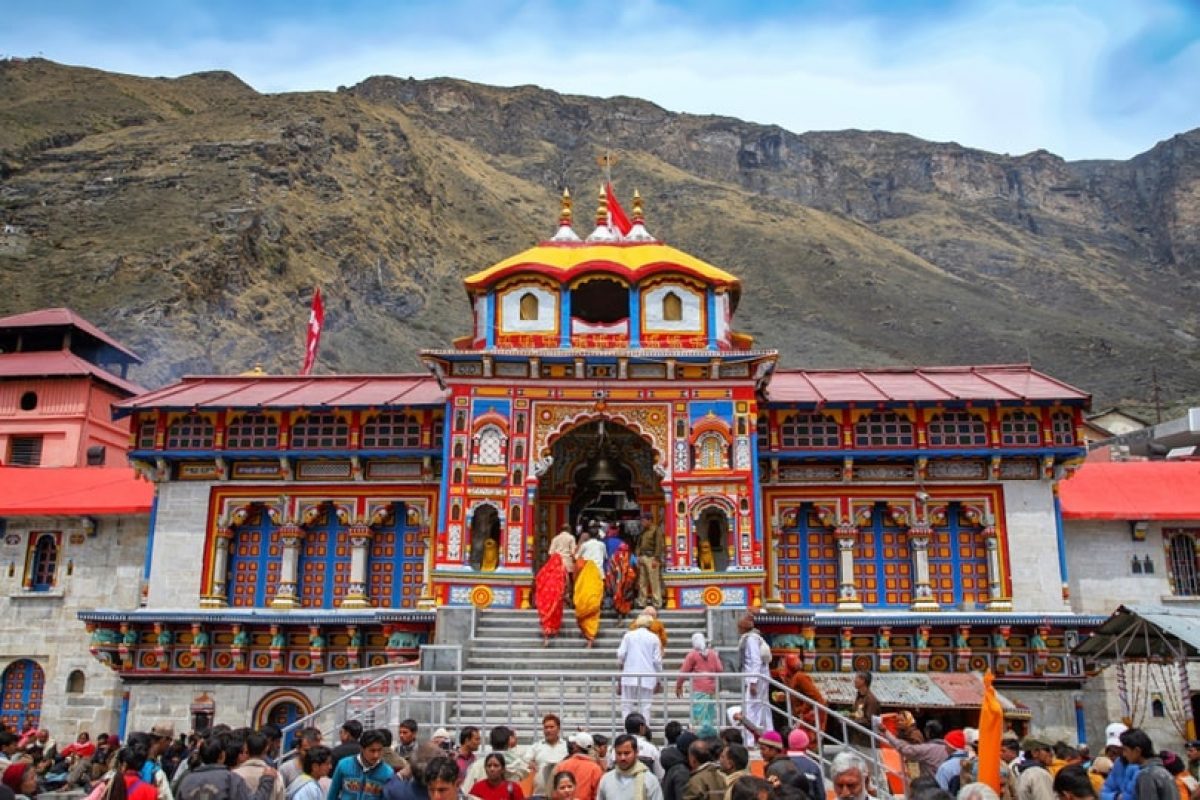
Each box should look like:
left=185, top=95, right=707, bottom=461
left=1, top=58, right=1197, bottom=412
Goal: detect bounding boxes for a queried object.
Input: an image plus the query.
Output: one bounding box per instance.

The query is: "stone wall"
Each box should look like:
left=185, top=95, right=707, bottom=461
left=146, top=481, right=214, bottom=607
left=0, top=513, right=148, bottom=735
left=1001, top=480, right=1070, bottom=612
left=1079, top=664, right=1200, bottom=753
left=1066, top=519, right=1180, bottom=614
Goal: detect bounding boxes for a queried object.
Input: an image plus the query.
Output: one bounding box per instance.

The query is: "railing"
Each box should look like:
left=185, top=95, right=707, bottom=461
left=280, top=666, right=906, bottom=797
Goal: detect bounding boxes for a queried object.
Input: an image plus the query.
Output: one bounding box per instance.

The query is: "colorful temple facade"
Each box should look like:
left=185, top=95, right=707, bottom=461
left=78, top=190, right=1103, bottom=737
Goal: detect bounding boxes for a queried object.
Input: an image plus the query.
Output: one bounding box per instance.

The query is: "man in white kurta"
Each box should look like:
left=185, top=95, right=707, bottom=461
left=737, top=613, right=772, bottom=746
left=617, top=615, right=663, bottom=719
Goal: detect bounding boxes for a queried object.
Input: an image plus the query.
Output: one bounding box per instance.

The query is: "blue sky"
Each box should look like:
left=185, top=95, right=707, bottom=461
left=3, top=0, right=1198, bottom=160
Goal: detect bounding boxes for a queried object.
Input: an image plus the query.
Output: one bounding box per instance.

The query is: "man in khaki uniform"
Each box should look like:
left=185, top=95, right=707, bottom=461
left=636, top=520, right=665, bottom=608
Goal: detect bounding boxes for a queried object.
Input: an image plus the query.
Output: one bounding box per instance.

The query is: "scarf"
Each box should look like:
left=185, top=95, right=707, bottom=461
left=614, top=759, right=648, bottom=800
left=691, top=632, right=709, bottom=657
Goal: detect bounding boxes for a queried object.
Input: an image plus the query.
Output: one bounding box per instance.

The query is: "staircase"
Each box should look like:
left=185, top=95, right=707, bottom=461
left=456, top=608, right=710, bottom=740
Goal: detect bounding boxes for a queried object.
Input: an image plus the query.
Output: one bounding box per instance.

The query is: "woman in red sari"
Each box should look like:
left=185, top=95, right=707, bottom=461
left=605, top=539, right=638, bottom=621
left=535, top=551, right=567, bottom=646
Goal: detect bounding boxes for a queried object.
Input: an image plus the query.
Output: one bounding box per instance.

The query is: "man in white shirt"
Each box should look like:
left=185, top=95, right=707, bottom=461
left=618, top=615, right=663, bottom=720
left=737, top=613, right=771, bottom=747
left=527, top=714, right=569, bottom=799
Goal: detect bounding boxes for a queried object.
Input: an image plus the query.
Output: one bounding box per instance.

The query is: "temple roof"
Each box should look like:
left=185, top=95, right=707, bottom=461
left=464, top=241, right=741, bottom=295
left=0, top=467, right=153, bottom=516
left=0, top=307, right=142, bottom=362
left=0, top=350, right=145, bottom=396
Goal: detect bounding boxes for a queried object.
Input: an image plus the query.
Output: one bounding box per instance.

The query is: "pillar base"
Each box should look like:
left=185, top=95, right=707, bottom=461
left=340, top=596, right=370, bottom=610
left=835, top=600, right=864, bottom=612
left=417, top=596, right=438, bottom=611
left=199, top=596, right=228, bottom=609
left=269, top=596, right=300, bottom=610
left=762, top=597, right=787, bottom=613
left=986, top=599, right=1014, bottom=612
left=910, top=600, right=941, bottom=612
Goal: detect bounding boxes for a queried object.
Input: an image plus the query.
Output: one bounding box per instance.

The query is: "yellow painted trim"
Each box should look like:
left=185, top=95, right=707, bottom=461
left=466, top=242, right=739, bottom=287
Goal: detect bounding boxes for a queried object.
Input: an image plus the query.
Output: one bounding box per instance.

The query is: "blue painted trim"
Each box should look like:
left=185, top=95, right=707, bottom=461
left=1054, top=492, right=1068, bottom=586
left=1075, top=696, right=1086, bottom=745
left=706, top=288, right=718, bottom=350
left=119, top=691, right=130, bottom=740
left=227, top=512, right=276, bottom=607
left=130, top=448, right=442, bottom=460
left=78, top=608, right=437, bottom=624
left=438, top=398, right=453, bottom=550
left=559, top=286, right=572, bottom=348
left=629, top=284, right=641, bottom=347
left=750, top=419, right=765, bottom=548
left=754, top=612, right=1107, bottom=626
left=485, top=293, right=496, bottom=349
left=143, top=491, right=159, bottom=582
left=760, top=446, right=1085, bottom=460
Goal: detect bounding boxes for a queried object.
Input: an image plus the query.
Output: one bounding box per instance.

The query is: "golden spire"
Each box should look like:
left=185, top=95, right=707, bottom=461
left=595, top=183, right=608, bottom=228
left=559, top=187, right=573, bottom=227
left=632, top=189, right=644, bottom=225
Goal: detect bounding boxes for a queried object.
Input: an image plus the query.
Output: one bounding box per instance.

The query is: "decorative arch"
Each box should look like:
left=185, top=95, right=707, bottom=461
left=66, top=669, right=86, bottom=694
left=473, top=424, right=507, bottom=466
left=253, top=688, right=314, bottom=749
left=540, top=413, right=664, bottom=467
left=466, top=500, right=505, bottom=570
left=225, top=412, right=280, bottom=450
left=693, top=431, right=730, bottom=471
left=291, top=410, right=350, bottom=449
left=1, top=659, right=44, bottom=730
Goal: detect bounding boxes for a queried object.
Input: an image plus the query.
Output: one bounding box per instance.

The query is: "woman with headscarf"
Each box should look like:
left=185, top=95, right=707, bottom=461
left=675, top=631, right=723, bottom=730
left=573, top=530, right=605, bottom=648
left=535, top=546, right=568, bottom=647
left=604, top=538, right=638, bottom=620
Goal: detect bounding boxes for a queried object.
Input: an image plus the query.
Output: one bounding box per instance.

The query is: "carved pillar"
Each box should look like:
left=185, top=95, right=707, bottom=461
left=839, top=626, right=855, bottom=672
left=982, top=524, right=1013, bottom=611
left=763, top=516, right=786, bottom=612
left=993, top=625, right=1012, bottom=675
left=271, top=523, right=305, bottom=609
left=877, top=626, right=893, bottom=672
left=907, top=521, right=940, bottom=612
left=418, top=520, right=437, bottom=611
left=954, top=625, right=972, bottom=672
left=204, top=527, right=234, bottom=608
left=915, top=625, right=932, bottom=672
left=835, top=521, right=862, bottom=611
left=342, top=523, right=374, bottom=609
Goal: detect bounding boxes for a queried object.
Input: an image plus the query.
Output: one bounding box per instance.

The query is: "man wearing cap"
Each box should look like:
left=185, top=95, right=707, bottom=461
left=784, top=731, right=824, bottom=800
left=935, top=730, right=970, bottom=794
left=555, top=733, right=604, bottom=800
left=145, top=723, right=177, bottom=800
left=1017, top=736, right=1057, bottom=800
left=757, top=732, right=801, bottom=793
left=1101, top=723, right=1140, bottom=800
left=528, top=714, right=569, bottom=799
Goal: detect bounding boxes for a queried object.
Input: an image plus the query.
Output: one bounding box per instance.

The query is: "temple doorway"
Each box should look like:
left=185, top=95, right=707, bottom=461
left=695, top=505, right=731, bottom=572
left=532, top=419, right=664, bottom=569
left=468, top=504, right=501, bottom=571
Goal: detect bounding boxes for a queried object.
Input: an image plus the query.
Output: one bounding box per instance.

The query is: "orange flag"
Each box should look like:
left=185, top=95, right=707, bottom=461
left=977, top=669, right=1003, bottom=793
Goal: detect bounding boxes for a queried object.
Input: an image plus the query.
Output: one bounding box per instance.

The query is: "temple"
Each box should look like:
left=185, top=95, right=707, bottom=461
left=74, top=187, right=1101, bottom=739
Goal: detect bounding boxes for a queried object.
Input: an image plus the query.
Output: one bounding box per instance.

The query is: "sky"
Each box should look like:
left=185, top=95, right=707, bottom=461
left=2, top=0, right=1198, bottom=161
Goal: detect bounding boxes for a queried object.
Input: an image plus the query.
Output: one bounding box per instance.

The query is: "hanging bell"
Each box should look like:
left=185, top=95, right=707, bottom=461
left=587, top=454, right=619, bottom=487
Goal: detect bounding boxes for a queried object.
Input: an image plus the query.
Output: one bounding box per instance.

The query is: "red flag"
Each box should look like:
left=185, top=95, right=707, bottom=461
left=301, top=288, right=324, bottom=375
left=977, top=669, right=1004, bottom=793
left=605, top=182, right=632, bottom=235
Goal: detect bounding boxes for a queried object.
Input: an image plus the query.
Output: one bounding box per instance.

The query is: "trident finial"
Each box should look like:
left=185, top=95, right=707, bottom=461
left=632, top=189, right=644, bottom=224
left=560, top=188, right=573, bottom=227
left=595, top=183, right=608, bottom=227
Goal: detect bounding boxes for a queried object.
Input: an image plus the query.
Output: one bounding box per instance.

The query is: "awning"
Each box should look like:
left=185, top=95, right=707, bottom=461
left=0, top=467, right=154, bottom=516
left=1072, top=604, right=1200, bottom=662
left=1059, top=461, right=1200, bottom=520
left=810, top=672, right=1029, bottom=718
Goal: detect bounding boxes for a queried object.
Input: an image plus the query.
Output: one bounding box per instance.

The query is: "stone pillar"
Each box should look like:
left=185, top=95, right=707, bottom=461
left=908, top=521, right=940, bottom=612
left=204, top=527, right=234, bottom=608
left=982, top=524, right=1013, bottom=611
left=271, top=523, right=305, bottom=609
left=835, top=521, right=863, bottom=611
left=341, top=523, right=374, bottom=609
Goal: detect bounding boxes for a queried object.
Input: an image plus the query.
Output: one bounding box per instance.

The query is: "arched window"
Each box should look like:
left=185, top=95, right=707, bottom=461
left=1169, top=532, right=1200, bottom=596
left=166, top=413, right=215, bottom=449
left=519, top=293, right=539, bottom=321
left=662, top=292, right=683, bottom=321
left=927, top=411, right=986, bottom=447
left=475, top=426, right=505, bottom=466
left=854, top=411, right=914, bottom=448
left=291, top=411, right=349, bottom=449
left=66, top=670, right=85, bottom=694
left=780, top=413, right=840, bottom=448
left=1051, top=411, right=1075, bottom=445
left=363, top=412, right=422, bottom=448
left=0, top=660, right=44, bottom=730
left=1001, top=411, right=1041, bottom=446
left=695, top=432, right=729, bottom=470
left=226, top=413, right=280, bottom=450
left=29, top=533, right=58, bottom=591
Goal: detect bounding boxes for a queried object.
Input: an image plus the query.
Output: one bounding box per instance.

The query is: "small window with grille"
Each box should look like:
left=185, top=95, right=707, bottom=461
left=1001, top=411, right=1041, bottom=446
left=291, top=411, right=350, bottom=449
left=225, top=413, right=280, bottom=450
left=166, top=413, right=215, bottom=449
left=854, top=412, right=914, bottom=448
left=363, top=412, right=422, bottom=449
left=8, top=435, right=43, bottom=466
left=137, top=419, right=157, bottom=450
left=475, top=426, right=505, bottom=466
left=1168, top=529, right=1200, bottom=596
left=1051, top=411, right=1075, bottom=445
left=27, top=532, right=59, bottom=591
left=927, top=410, right=987, bottom=447
left=781, top=412, right=840, bottom=448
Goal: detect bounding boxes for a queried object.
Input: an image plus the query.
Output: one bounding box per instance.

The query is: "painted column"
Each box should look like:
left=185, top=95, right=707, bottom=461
left=418, top=518, right=437, bottom=610
left=205, top=527, right=234, bottom=608
left=982, top=524, right=1013, bottom=611
left=835, top=520, right=863, bottom=612
left=908, top=521, right=940, bottom=612
left=485, top=293, right=496, bottom=349
left=559, top=285, right=572, bottom=348
left=271, top=523, right=305, bottom=609
left=706, top=287, right=718, bottom=349
left=629, top=284, right=641, bottom=348
left=342, top=523, right=374, bottom=609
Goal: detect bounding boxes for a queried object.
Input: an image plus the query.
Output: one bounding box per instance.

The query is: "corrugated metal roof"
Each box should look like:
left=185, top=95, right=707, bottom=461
left=1059, top=462, right=1200, bottom=520
left=765, top=365, right=1090, bottom=405
left=810, top=672, right=1023, bottom=713
left=0, top=350, right=146, bottom=396
left=0, top=467, right=153, bottom=515
left=114, top=374, right=446, bottom=416
left=0, top=307, right=142, bottom=361
left=1072, top=604, right=1200, bottom=661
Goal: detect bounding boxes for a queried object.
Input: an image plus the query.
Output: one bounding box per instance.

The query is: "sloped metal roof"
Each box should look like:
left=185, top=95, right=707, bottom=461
left=0, top=350, right=146, bottom=396
left=1072, top=604, right=1200, bottom=662
left=810, top=671, right=1025, bottom=715
left=0, top=307, right=142, bottom=361
left=765, top=365, right=1090, bottom=405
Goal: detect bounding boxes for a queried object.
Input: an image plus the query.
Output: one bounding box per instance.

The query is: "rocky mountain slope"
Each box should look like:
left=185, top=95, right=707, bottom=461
left=1, top=58, right=1197, bottom=411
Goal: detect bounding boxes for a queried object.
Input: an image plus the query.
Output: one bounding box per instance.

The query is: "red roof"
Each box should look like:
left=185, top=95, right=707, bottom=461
left=765, top=365, right=1089, bottom=405
left=0, top=350, right=146, bottom=396
left=1059, top=461, right=1200, bottom=520
left=0, top=308, right=141, bottom=362
left=0, top=467, right=154, bottom=516
left=115, top=374, right=446, bottom=415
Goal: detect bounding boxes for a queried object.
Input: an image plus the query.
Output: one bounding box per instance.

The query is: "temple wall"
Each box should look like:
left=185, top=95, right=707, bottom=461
left=1080, top=664, right=1200, bottom=754
left=1065, top=519, right=1174, bottom=615
left=1000, top=480, right=1069, bottom=612
left=0, top=513, right=147, bottom=735
left=147, top=480, right=214, bottom=607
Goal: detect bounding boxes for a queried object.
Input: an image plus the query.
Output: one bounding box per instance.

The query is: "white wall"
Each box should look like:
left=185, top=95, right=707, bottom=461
left=147, top=481, right=214, bottom=607
left=1065, top=519, right=1176, bottom=615
left=1002, top=480, right=1070, bottom=612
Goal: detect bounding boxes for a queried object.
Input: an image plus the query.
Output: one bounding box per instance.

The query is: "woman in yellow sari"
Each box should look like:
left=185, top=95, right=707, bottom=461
left=573, top=530, right=605, bottom=648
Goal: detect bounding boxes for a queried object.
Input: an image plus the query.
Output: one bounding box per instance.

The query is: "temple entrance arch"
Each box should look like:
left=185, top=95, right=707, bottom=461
left=467, top=503, right=502, bottom=571
left=693, top=501, right=732, bottom=572
left=532, top=418, right=665, bottom=569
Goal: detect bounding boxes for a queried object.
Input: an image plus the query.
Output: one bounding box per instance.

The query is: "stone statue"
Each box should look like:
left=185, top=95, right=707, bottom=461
left=480, top=537, right=500, bottom=571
